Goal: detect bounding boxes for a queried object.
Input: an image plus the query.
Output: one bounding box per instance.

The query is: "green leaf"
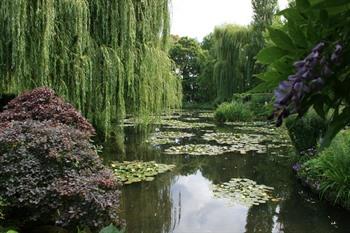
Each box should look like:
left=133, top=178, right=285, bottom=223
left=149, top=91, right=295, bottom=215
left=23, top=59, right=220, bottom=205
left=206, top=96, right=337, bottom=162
left=313, top=101, right=326, bottom=119
left=271, top=57, right=294, bottom=75
left=288, top=21, right=307, bottom=48
left=255, top=70, right=281, bottom=82
left=99, top=224, right=123, bottom=233
left=269, top=28, right=296, bottom=51
left=256, top=47, right=287, bottom=64
left=296, top=0, right=311, bottom=11
left=278, top=8, right=305, bottom=23
left=312, top=0, right=350, bottom=7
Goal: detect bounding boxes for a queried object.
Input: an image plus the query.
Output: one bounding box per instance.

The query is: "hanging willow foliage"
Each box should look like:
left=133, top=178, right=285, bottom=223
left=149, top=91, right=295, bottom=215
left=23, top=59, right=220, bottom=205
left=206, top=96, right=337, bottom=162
left=212, top=25, right=253, bottom=102
left=0, top=0, right=182, bottom=135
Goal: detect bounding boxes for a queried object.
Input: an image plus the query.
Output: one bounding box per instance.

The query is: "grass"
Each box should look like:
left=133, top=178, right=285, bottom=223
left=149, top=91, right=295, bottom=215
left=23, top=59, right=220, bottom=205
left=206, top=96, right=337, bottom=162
left=300, top=130, right=350, bottom=209
left=214, top=101, right=253, bottom=122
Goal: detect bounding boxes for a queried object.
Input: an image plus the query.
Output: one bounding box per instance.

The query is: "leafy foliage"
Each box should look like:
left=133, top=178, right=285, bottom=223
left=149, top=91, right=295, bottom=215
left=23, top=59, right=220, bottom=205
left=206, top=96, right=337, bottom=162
left=99, top=224, right=124, bottom=233
left=0, top=198, right=5, bottom=220
left=111, top=161, right=175, bottom=184
left=0, top=87, right=95, bottom=135
left=300, top=130, right=350, bottom=209
left=212, top=178, right=275, bottom=206
left=0, top=88, right=121, bottom=230
left=0, top=0, right=182, bottom=135
left=169, top=36, right=204, bottom=102
left=285, top=109, right=326, bottom=153
left=212, top=25, right=254, bottom=102
left=215, top=102, right=254, bottom=122
left=255, top=0, right=350, bottom=148
left=0, top=120, right=121, bottom=229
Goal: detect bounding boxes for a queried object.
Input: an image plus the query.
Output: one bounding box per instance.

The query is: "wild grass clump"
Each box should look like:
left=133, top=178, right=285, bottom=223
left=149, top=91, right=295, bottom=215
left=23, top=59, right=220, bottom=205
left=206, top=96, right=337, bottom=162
left=0, top=88, right=121, bottom=230
left=214, top=102, right=253, bottom=122
left=300, top=130, right=350, bottom=209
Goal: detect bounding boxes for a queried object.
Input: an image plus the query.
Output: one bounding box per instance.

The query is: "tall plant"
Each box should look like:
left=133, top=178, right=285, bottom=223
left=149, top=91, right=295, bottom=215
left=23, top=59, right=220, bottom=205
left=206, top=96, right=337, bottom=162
left=0, top=0, right=182, bottom=135
left=212, top=25, right=253, bottom=102
left=255, top=0, right=350, bottom=148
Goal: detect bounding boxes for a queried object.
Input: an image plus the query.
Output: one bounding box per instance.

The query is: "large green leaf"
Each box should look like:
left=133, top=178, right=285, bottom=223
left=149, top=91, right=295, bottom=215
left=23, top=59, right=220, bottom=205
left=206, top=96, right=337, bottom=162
left=255, top=70, right=281, bottom=82
left=256, top=47, right=287, bottom=64
left=296, top=0, right=311, bottom=11
left=99, top=224, right=123, bottom=233
left=288, top=21, right=307, bottom=48
left=271, top=57, right=294, bottom=75
left=269, top=28, right=296, bottom=51
left=311, top=0, right=350, bottom=7
left=278, top=8, right=306, bottom=23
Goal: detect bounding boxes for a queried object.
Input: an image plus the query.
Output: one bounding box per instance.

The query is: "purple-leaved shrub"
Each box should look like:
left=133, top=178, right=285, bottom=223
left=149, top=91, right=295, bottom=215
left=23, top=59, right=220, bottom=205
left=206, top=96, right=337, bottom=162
left=0, top=87, right=95, bottom=135
left=0, top=88, right=121, bottom=230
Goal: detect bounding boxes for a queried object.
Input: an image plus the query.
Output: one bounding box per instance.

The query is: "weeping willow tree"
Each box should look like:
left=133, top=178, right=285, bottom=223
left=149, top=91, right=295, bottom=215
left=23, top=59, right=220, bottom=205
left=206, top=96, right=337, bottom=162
left=212, top=25, right=253, bottom=102
left=0, top=0, right=182, bottom=135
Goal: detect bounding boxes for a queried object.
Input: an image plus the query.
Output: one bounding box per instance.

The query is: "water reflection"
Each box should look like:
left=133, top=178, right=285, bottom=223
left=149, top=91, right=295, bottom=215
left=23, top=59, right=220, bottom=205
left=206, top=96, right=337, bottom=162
left=171, top=171, right=248, bottom=233
left=102, top=111, right=350, bottom=233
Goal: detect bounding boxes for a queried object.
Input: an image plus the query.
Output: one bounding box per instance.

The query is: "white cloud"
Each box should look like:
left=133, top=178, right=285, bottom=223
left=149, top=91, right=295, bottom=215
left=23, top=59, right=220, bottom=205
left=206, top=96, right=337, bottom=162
left=170, top=0, right=289, bottom=41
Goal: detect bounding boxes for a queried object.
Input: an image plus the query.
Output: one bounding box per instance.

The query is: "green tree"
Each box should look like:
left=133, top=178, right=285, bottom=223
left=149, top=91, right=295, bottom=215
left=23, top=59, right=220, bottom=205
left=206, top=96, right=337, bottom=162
left=212, top=25, right=253, bottom=102
left=169, top=36, right=204, bottom=102
left=0, top=0, right=182, bottom=135
left=249, top=0, right=279, bottom=83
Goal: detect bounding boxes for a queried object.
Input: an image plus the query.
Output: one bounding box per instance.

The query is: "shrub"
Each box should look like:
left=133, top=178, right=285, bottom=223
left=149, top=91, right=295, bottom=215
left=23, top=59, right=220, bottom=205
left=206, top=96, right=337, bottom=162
left=285, top=110, right=326, bottom=154
left=0, top=198, right=5, bottom=220
left=0, top=88, right=121, bottom=230
left=0, top=120, right=121, bottom=229
left=249, top=94, right=273, bottom=118
left=0, top=87, right=95, bottom=135
left=230, top=93, right=273, bottom=120
left=214, top=102, right=253, bottom=122
left=300, top=130, right=350, bottom=209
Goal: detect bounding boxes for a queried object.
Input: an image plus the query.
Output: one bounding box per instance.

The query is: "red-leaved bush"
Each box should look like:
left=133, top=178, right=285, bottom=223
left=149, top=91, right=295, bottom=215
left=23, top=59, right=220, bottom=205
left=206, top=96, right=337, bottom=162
left=0, top=88, right=121, bottom=230
left=0, top=87, right=95, bottom=135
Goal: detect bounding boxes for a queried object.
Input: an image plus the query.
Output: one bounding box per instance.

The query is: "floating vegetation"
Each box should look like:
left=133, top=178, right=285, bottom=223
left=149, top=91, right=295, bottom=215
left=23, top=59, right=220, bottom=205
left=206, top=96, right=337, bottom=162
left=203, top=132, right=265, bottom=144
left=164, top=144, right=232, bottom=156
left=198, top=112, right=214, bottom=118
left=224, top=121, right=268, bottom=127
left=203, top=132, right=267, bottom=154
left=160, top=119, right=215, bottom=129
left=181, top=117, right=201, bottom=121
left=147, top=131, right=194, bottom=145
left=111, top=161, right=175, bottom=185
left=164, top=143, right=266, bottom=156
left=211, top=178, right=275, bottom=207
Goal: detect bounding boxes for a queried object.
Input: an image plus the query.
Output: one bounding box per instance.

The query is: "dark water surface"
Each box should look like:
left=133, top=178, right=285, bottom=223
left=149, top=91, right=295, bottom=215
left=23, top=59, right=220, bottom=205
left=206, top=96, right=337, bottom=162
left=103, top=111, right=350, bottom=233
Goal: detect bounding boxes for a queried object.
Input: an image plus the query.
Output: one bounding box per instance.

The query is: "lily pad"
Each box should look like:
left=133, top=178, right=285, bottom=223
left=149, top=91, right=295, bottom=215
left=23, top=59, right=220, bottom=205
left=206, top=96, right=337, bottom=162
left=111, top=161, right=175, bottom=184
left=211, top=178, right=275, bottom=207
left=164, top=144, right=232, bottom=156
left=202, top=132, right=267, bottom=154
left=159, top=119, right=215, bottom=129
left=146, top=131, right=194, bottom=145
left=198, top=112, right=214, bottom=118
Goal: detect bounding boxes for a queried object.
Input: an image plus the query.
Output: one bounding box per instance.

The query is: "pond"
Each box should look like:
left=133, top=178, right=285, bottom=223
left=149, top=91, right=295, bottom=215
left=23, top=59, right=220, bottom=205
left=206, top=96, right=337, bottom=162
left=102, top=110, right=350, bottom=233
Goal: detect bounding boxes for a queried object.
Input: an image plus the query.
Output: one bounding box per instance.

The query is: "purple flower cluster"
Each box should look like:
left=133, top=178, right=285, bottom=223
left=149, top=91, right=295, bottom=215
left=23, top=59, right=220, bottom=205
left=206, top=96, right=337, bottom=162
left=273, top=42, right=343, bottom=126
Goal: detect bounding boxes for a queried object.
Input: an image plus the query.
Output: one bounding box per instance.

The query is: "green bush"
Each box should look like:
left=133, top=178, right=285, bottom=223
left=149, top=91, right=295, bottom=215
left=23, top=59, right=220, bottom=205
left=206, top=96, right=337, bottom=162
left=214, top=102, right=253, bottom=122
left=285, top=110, right=326, bottom=153
left=300, top=130, right=350, bottom=209
left=0, top=198, right=5, bottom=220
left=231, top=93, right=273, bottom=119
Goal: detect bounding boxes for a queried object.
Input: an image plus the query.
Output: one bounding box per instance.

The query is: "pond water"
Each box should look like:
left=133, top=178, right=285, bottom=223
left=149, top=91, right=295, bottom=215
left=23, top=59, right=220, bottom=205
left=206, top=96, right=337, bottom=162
left=103, top=110, right=350, bottom=233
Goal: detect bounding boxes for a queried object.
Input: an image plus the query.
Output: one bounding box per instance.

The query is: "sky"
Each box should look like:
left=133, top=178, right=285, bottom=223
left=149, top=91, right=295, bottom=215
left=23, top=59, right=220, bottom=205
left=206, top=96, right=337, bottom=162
left=170, top=0, right=289, bottom=41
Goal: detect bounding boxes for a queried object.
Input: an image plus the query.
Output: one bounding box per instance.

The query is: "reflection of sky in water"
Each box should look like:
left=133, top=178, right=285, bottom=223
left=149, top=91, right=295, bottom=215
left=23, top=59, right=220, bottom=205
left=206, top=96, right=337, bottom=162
left=171, top=170, right=248, bottom=233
